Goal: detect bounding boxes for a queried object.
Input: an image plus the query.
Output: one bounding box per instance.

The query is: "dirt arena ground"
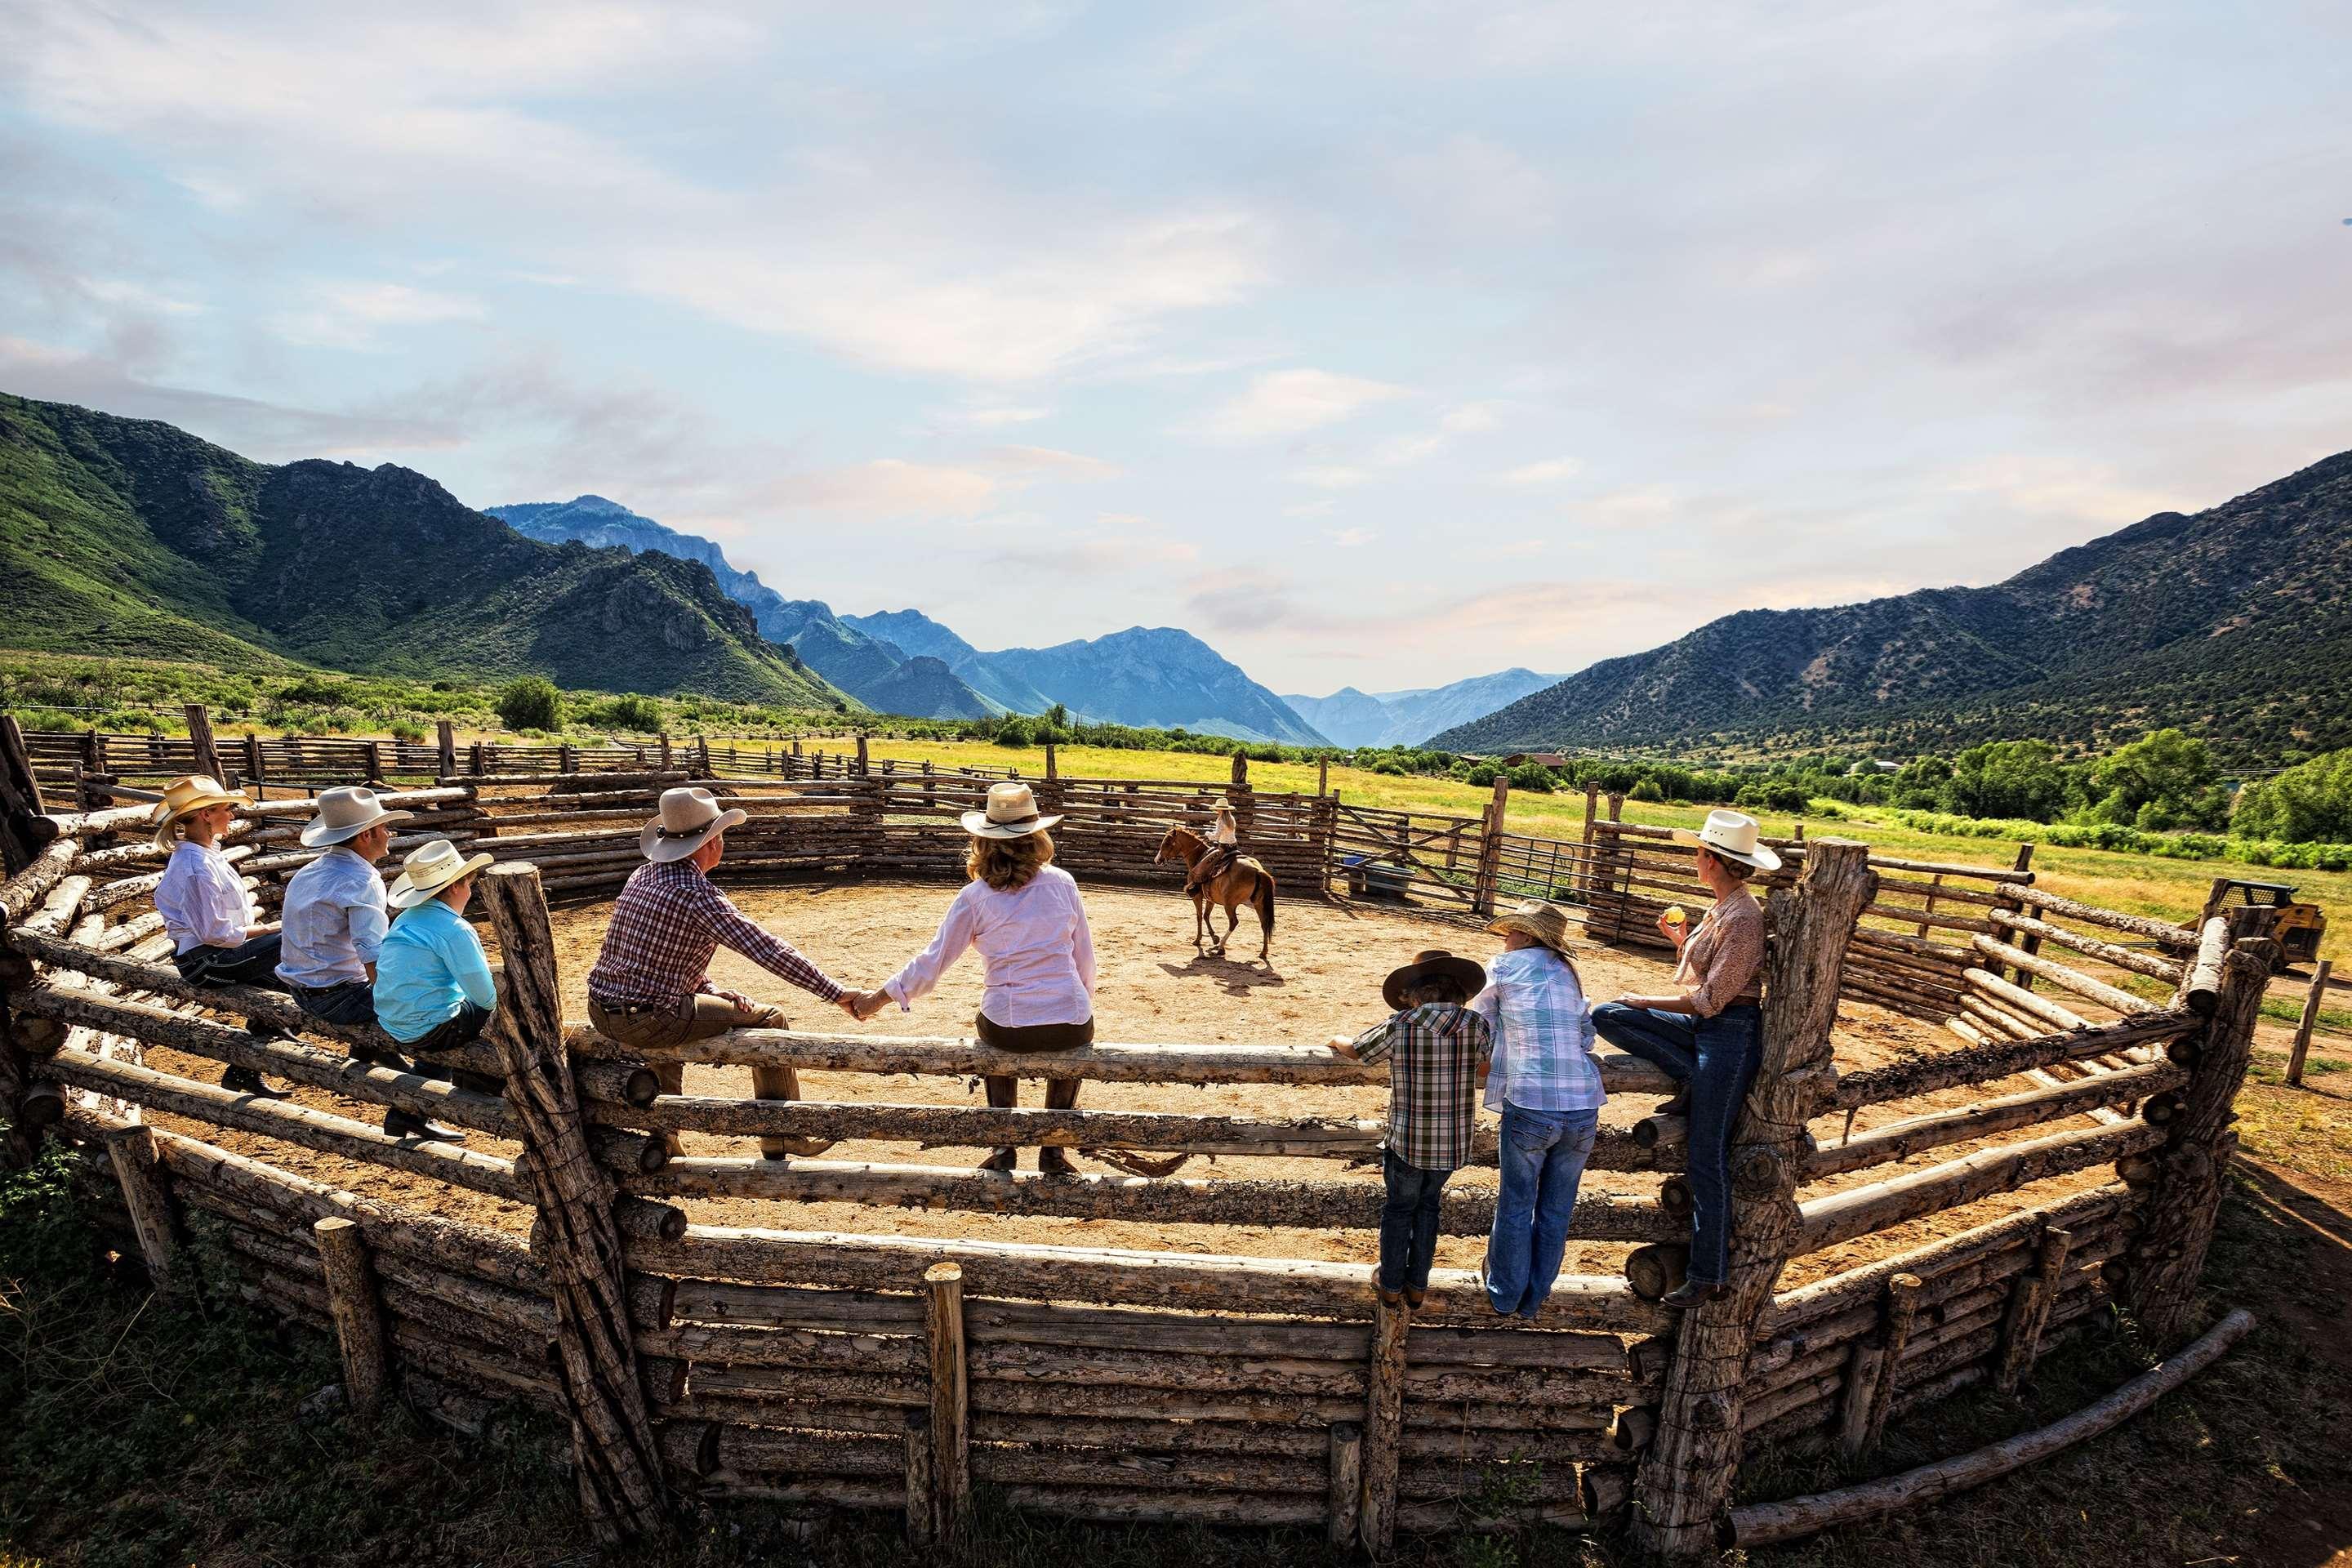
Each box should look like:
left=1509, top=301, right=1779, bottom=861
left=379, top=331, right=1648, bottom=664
left=120, top=877, right=2135, bottom=1295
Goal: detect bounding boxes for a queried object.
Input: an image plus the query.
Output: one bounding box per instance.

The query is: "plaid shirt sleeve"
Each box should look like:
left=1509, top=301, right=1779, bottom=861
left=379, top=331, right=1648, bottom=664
left=691, top=880, right=844, bottom=1003
left=1352, top=1014, right=1399, bottom=1065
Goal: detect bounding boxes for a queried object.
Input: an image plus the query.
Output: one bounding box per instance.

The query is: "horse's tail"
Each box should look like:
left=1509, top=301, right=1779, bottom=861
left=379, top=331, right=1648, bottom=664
left=1254, top=867, right=1276, bottom=936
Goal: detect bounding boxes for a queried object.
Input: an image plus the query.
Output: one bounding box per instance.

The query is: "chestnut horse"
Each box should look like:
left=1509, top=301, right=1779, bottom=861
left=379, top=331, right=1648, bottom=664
left=1154, top=824, right=1276, bottom=961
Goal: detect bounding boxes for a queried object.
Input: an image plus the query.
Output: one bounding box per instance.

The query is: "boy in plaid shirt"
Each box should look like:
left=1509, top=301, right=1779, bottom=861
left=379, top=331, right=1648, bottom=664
left=1330, top=949, right=1492, bottom=1309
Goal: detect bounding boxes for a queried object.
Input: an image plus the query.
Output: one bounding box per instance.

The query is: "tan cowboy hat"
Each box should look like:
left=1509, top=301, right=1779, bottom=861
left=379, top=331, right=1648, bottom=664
left=1486, top=899, right=1578, bottom=958
left=1672, top=808, right=1783, bottom=872
left=300, top=785, right=414, bottom=849
left=387, top=838, right=495, bottom=909
left=641, top=786, right=747, bottom=862
left=150, top=774, right=249, bottom=849
left=1382, top=948, right=1488, bottom=1010
left=962, top=781, right=1062, bottom=840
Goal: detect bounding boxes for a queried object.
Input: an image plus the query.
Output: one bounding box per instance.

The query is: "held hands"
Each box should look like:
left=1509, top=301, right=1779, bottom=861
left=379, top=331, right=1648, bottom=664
left=838, top=988, right=892, bottom=1023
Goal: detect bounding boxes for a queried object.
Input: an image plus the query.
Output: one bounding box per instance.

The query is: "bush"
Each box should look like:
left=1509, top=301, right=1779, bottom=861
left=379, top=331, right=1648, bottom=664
left=1507, top=763, right=1557, bottom=794
left=1628, top=779, right=1665, bottom=803
left=590, top=693, right=663, bottom=733
left=495, top=675, right=562, bottom=733
left=2234, top=746, right=2352, bottom=844
left=388, top=719, right=425, bottom=742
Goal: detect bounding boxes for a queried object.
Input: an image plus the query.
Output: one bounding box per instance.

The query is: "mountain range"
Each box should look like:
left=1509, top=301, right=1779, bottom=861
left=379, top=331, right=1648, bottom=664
left=1437, top=451, right=2352, bottom=767
left=1283, top=669, right=1561, bottom=748
left=0, top=395, right=847, bottom=709
left=493, top=496, right=1330, bottom=742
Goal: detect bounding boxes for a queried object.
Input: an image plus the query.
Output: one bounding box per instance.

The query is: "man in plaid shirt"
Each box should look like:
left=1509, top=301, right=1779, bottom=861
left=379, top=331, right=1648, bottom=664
left=1330, top=949, right=1492, bottom=1309
left=589, top=788, right=861, bottom=1159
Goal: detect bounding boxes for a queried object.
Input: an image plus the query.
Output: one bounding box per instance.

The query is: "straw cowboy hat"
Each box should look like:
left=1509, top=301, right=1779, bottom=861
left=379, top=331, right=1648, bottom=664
left=641, top=786, right=747, bottom=862
left=149, top=774, right=249, bottom=849
left=1486, top=899, right=1578, bottom=958
left=1672, top=808, right=1784, bottom=873
left=300, top=785, right=414, bottom=849
left=387, top=838, right=494, bottom=910
left=962, top=781, right=1062, bottom=840
left=1382, top=948, right=1488, bottom=1011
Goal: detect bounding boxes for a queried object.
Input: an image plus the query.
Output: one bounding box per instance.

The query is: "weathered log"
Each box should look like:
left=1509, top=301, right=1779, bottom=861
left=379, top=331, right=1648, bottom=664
left=1631, top=841, right=1876, bottom=1557
left=0, top=837, right=78, bottom=925
left=1962, top=967, right=2089, bottom=1032
left=1828, top=1011, right=2194, bottom=1109
left=924, top=1262, right=970, bottom=1544
left=1727, top=1307, right=2256, bottom=1548
left=567, top=1022, right=1674, bottom=1093
left=1358, top=1294, right=1409, bottom=1556
left=2125, top=922, right=2270, bottom=1343
left=1986, top=910, right=2184, bottom=982
left=1328, top=1421, right=1363, bottom=1547
left=37, top=1046, right=529, bottom=1201
left=2181, top=915, right=2231, bottom=1017
left=149, top=1124, right=545, bottom=1290
left=627, top=1155, right=1677, bottom=1241
left=2012, top=888, right=2198, bottom=951
left=370, top=1250, right=556, bottom=1336
left=1969, top=935, right=2156, bottom=1017
left=314, top=1218, right=390, bottom=1417
left=627, top=1224, right=1668, bottom=1331
left=476, top=863, right=666, bottom=1541
left=1624, top=1243, right=1689, bottom=1302
left=103, top=1121, right=178, bottom=1288
left=1806, top=1061, right=2187, bottom=1178
left=1795, top=1120, right=2162, bottom=1254
left=1990, top=1227, right=2071, bottom=1395
left=901, top=1412, right=934, bottom=1547
left=13, top=983, right=517, bottom=1135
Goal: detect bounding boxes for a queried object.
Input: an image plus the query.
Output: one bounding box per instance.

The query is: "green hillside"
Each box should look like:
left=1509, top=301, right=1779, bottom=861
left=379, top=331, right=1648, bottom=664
left=0, top=394, right=856, bottom=710
left=1439, top=450, right=2352, bottom=766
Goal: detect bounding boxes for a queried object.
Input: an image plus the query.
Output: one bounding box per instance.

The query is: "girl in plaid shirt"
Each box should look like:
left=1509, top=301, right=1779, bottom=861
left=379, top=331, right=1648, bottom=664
left=1330, top=949, right=1492, bottom=1309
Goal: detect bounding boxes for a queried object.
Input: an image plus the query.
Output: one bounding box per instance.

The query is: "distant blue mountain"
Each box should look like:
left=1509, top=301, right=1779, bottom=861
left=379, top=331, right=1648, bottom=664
left=1283, top=668, right=1562, bottom=747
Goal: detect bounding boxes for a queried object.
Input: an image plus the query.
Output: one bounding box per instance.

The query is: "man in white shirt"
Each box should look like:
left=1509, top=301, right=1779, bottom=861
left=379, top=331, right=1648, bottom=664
left=276, top=786, right=411, bottom=1031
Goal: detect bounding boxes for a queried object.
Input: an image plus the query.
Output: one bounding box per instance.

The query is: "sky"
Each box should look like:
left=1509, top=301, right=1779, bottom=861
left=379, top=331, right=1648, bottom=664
left=3, top=2, right=2349, bottom=700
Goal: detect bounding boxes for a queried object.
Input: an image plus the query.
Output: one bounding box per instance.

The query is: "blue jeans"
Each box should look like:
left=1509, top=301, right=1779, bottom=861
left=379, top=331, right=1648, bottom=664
left=1378, top=1152, right=1453, bottom=1294
left=1591, top=1002, right=1762, bottom=1285
left=1484, top=1103, right=1600, bottom=1317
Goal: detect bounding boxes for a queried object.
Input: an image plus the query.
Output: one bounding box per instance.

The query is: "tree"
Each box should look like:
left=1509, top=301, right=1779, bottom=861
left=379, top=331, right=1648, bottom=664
left=1507, top=763, right=1557, bottom=793
left=494, top=675, right=562, bottom=733
left=2084, top=728, right=2228, bottom=831
left=2234, top=746, right=2352, bottom=843
left=1941, top=740, right=2073, bottom=822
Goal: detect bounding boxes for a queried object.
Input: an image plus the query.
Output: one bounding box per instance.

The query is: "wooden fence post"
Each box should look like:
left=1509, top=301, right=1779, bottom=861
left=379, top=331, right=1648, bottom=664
left=184, top=704, right=221, bottom=783
left=1316, top=755, right=1330, bottom=797
left=560, top=742, right=577, bottom=774
left=1579, top=782, right=1600, bottom=896
left=0, top=715, right=46, bottom=873
left=363, top=739, right=386, bottom=784
left=2287, top=960, right=2334, bottom=1089
left=657, top=733, right=672, bottom=771
left=1633, top=839, right=1876, bottom=1558
left=1358, top=1295, right=1410, bottom=1556
left=2123, top=906, right=2274, bottom=1345
left=854, top=734, right=869, bottom=777
left=1992, top=1227, right=2072, bottom=1394
left=436, top=719, right=457, bottom=779
left=1044, top=739, right=1058, bottom=780
left=314, top=1217, right=389, bottom=1416
left=924, top=1262, right=970, bottom=1542
left=477, top=863, right=666, bottom=1541
left=902, top=1410, right=935, bottom=1546
left=103, top=1121, right=178, bottom=1289
left=1327, top=1420, right=1363, bottom=1547
left=1472, top=776, right=1509, bottom=916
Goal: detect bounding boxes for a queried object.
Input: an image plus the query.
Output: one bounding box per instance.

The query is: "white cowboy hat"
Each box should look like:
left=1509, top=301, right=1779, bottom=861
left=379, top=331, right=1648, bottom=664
left=300, top=785, right=415, bottom=848
left=150, top=773, right=250, bottom=849
left=640, top=786, right=747, bottom=862
left=387, top=838, right=495, bottom=909
left=1485, top=899, right=1579, bottom=958
left=962, top=781, right=1062, bottom=840
left=1672, top=808, right=1783, bottom=873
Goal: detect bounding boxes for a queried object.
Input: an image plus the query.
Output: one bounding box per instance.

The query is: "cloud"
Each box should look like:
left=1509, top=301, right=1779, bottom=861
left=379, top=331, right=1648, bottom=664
left=1291, top=464, right=1370, bottom=489
left=1327, top=527, right=1377, bottom=547
left=1183, top=568, right=1347, bottom=636
left=951, top=404, right=1050, bottom=427
left=980, top=445, right=1124, bottom=480
left=1441, top=401, right=1510, bottom=433
left=78, top=278, right=203, bottom=315
left=0, top=334, right=465, bottom=460
left=757, top=459, right=1002, bottom=519
left=271, top=281, right=486, bottom=350
left=1282, top=498, right=1337, bottom=518
left=987, top=515, right=1200, bottom=574
left=1495, top=457, right=1582, bottom=485
left=1187, top=368, right=1409, bottom=442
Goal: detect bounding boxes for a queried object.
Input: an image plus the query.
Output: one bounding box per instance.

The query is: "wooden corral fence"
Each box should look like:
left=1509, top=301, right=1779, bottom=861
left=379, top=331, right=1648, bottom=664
left=0, top=723, right=2273, bottom=1556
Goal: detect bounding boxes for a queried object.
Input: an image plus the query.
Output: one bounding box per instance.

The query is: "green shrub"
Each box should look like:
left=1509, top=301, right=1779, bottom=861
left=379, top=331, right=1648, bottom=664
left=388, top=719, right=425, bottom=742
left=1507, top=763, right=1557, bottom=794
left=1629, top=779, right=1665, bottom=803
left=495, top=675, right=562, bottom=732
left=2234, top=746, right=2352, bottom=844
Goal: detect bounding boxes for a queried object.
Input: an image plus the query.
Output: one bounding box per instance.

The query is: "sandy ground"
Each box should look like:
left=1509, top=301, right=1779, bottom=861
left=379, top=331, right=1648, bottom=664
left=121, top=878, right=2140, bottom=1292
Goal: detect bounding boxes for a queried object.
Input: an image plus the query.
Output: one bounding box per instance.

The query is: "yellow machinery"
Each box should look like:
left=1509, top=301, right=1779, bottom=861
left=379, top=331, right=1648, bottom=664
left=2208, top=880, right=2328, bottom=969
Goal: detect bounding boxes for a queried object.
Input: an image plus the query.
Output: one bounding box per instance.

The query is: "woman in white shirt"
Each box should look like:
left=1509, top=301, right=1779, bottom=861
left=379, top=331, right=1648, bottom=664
left=851, top=782, right=1096, bottom=1175
left=150, top=773, right=292, bottom=1098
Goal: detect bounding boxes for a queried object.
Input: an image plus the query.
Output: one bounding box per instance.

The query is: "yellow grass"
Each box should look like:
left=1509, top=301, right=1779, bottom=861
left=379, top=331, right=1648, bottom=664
left=860, top=738, right=2352, bottom=965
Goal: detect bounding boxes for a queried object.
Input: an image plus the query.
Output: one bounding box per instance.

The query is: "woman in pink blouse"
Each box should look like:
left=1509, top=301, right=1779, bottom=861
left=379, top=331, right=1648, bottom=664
left=851, top=783, right=1096, bottom=1175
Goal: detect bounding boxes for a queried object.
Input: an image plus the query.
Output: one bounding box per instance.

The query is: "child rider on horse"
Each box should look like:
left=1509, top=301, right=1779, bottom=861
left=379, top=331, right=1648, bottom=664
left=1185, top=799, right=1241, bottom=897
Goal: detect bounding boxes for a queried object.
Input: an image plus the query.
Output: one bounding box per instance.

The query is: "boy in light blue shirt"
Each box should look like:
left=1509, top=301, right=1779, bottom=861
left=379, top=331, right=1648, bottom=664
left=1470, top=901, right=1605, bottom=1319
left=375, top=840, right=498, bottom=1063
